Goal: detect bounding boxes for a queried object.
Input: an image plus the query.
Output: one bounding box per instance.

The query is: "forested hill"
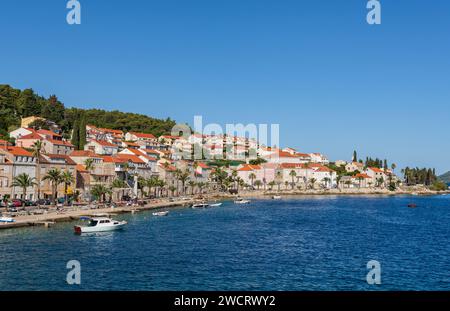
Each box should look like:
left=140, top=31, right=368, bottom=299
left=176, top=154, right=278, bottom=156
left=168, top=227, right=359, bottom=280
left=0, top=84, right=176, bottom=140
left=438, top=171, right=450, bottom=184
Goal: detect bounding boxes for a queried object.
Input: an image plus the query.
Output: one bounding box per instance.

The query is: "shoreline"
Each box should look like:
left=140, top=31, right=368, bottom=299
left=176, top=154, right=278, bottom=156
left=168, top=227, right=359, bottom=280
left=1, top=189, right=448, bottom=231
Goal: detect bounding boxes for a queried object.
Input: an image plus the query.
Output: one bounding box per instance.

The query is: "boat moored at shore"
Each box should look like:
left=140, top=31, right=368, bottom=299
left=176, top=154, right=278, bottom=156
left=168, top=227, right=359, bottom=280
left=74, top=217, right=127, bottom=234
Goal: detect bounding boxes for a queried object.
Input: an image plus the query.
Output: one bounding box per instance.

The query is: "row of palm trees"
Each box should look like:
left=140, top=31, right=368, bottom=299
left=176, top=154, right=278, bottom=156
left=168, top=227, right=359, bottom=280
left=11, top=168, right=75, bottom=205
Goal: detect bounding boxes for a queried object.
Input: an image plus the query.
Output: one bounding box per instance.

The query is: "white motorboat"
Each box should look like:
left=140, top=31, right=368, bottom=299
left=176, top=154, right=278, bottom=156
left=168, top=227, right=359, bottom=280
left=0, top=217, right=15, bottom=223
left=272, top=195, right=282, bottom=200
left=191, top=203, right=209, bottom=209
left=234, top=199, right=250, bottom=204
left=153, top=211, right=169, bottom=216
left=208, top=203, right=222, bottom=207
left=74, top=217, right=127, bottom=234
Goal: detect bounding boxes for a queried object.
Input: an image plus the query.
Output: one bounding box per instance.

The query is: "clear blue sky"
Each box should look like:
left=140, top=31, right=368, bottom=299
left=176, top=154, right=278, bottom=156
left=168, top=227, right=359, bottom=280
left=1, top=0, right=449, bottom=173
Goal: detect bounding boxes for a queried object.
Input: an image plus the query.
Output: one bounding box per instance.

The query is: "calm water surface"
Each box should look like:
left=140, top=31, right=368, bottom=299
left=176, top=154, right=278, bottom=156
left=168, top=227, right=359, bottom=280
left=1, top=195, right=449, bottom=290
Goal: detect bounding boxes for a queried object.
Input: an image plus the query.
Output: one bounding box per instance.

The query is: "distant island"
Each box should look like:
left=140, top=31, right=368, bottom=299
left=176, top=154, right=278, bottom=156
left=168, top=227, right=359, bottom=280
left=438, top=171, right=450, bottom=184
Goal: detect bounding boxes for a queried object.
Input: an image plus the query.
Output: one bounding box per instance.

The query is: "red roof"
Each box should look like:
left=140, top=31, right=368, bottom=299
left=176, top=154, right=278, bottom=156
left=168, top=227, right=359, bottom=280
left=369, top=167, right=384, bottom=173
left=197, top=162, right=211, bottom=169
left=0, top=146, right=33, bottom=157
left=279, top=163, right=307, bottom=169
left=70, top=150, right=98, bottom=157
left=159, top=163, right=177, bottom=171
left=18, top=133, right=43, bottom=140
left=101, top=156, right=126, bottom=163
left=76, top=164, right=88, bottom=173
left=37, top=129, right=61, bottom=137
left=91, top=140, right=117, bottom=147
left=44, top=154, right=77, bottom=165
left=353, top=173, right=371, bottom=179
left=130, top=132, right=156, bottom=139
left=116, top=154, right=146, bottom=164
left=0, top=139, right=12, bottom=146
left=237, top=164, right=261, bottom=171
left=47, top=139, right=74, bottom=147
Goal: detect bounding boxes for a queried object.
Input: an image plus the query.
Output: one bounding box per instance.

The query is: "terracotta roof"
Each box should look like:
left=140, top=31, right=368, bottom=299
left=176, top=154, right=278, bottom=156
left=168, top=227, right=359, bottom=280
left=91, top=140, right=117, bottom=147
left=47, top=139, right=74, bottom=147
left=197, top=162, right=211, bottom=169
left=159, top=163, right=177, bottom=171
left=279, top=163, right=308, bottom=169
left=368, top=167, right=384, bottom=173
left=44, top=154, right=77, bottom=165
left=0, top=139, right=12, bottom=146
left=101, top=156, right=126, bottom=164
left=237, top=164, right=261, bottom=171
left=353, top=173, right=371, bottom=179
left=116, top=154, right=146, bottom=164
left=70, top=150, right=99, bottom=157
left=76, top=164, right=88, bottom=173
left=124, top=149, right=157, bottom=162
left=37, top=129, right=61, bottom=137
left=314, top=166, right=334, bottom=173
left=0, top=146, right=33, bottom=157
left=18, top=133, right=43, bottom=140
left=129, top=132, right=156, bottom=139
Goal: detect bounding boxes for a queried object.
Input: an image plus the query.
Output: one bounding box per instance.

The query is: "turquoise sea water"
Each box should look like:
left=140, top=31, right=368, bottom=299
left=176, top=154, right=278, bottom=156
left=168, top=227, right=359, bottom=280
left=0, top=195, right=449, bottom=291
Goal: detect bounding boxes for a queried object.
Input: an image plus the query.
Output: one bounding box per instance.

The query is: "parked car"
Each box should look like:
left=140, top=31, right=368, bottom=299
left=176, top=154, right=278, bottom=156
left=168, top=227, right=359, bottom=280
left=35, top=199, right=52, bottom=206
left=122, top=195, right=132, bottom=202
left=9, top=199, right=23, bottom=208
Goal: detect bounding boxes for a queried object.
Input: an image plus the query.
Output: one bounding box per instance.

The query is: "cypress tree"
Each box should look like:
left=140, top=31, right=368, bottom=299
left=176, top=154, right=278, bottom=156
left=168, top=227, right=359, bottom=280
left=353, top=150, right=357, bottom=162
left=71, top=119, right=80, bottom=150
left=79, top=115, right=87, bottom=150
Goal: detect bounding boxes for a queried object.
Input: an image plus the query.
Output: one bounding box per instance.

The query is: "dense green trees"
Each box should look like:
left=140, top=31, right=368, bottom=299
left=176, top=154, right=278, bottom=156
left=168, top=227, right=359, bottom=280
left=402, top=167, right=438, bottom=186
left=0, top=84, right=176, bottom=140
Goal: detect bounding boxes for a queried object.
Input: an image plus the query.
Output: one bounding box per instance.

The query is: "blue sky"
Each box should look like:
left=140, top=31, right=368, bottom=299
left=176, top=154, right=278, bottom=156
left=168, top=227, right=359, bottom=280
left=1, top=0, right=449, bottom=173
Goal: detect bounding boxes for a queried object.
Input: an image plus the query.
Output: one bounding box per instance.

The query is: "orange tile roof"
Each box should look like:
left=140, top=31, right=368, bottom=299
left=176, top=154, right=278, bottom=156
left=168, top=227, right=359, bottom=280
left=279, top=163, right=307, bottom=169
left=237, top=164, right=261, bottom=171
left=76, top=164, right=88, bottom=173
left=130, top=132, right=156, bottom=139
left=368, top=167, right=384, bottom=173
left=91, top=140, right=117, bottom=147
left=0, top=139, right=12, bottom=146
left=47, top=139, right=74, bottom=147
left=70, top=150, right=98, bottom=157
left=353, top=173, right=371, bottom=179
left=0, top=146, right=33, bottom=157
left=18, top=133, right=43, bottom=140
left=37, top=129, right=61, bottom=137
left=116, top=154, right=146, bottom=164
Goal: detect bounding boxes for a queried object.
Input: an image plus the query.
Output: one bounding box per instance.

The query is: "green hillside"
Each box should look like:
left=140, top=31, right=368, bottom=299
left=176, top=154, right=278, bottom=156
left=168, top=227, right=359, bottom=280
left=0, top=84, right=176, bottom=141
left=438, top=171, right=450, bottom=184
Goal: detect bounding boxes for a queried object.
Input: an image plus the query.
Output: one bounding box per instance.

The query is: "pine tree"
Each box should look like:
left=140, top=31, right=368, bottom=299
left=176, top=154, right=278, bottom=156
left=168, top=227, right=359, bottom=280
left=79, top=114, right=87, bottom=150
left=71, top=119, right=80, bottom=150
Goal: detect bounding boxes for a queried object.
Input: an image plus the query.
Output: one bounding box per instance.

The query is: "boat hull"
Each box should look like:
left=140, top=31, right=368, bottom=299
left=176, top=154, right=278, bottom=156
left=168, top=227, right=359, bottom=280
left=74, top=222, right=127, bottom=234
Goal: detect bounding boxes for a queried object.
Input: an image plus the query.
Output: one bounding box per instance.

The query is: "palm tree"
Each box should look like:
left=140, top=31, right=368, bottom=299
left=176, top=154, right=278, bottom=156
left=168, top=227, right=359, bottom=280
left=31, top=140, right=44, bottom=200
left=90, top=184, right=111, bottom=203
left=249, top=173, right=256, bottom=188
left=254, top=180, right=262, bottom=190
left=60, top=170, right=75, bottom=205
left=11, top=173, right=37, bottom=205
left=111, top=178, right=127, bottom=202
left=309, top=178, right=317, bottom=190
left=268, top=181, right=276, bottom=190
left=357, top=176, right=364, bottom=188
left=188, top=180, right=196, bottom=195
left=177, top=170, right=190, bottom=195
left=345, top=180, right=352, bottom=188
left=169, top=185, right=177, bottom=197
left=289, top=170, right=297, bottom=189
left=84, top=158, right=95, bottom=201
left=197, top=182, right=206, bottom=194
left=42, top=168, right=62, bottom=205
left=391, top=163, right=397, bottom=174
left=275, top=171, right=283, bottom=192
left=323, top=177, right=331, bottom=189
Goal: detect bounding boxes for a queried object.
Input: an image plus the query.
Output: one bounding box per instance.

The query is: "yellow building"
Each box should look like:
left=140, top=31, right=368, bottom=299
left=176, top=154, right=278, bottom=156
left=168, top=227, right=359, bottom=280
left=21, top=116, right=45, bottom=128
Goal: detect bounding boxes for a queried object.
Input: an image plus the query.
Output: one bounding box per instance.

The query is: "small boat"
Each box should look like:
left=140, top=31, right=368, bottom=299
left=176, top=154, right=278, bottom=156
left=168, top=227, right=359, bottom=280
left=234, top=199, right=250, bottom=204
left=412, top=192, right=419, bottom=196
left=272, top=195, right=282, bottom=200
left=191, top=203, right=209, bottom=209
left=408, top=204, right=417, bottom=208
left=153, top=211, right=169, bottom=216
left=74, top=217, right=127, bottom=234
left=208, top=203, right=222, bottom=207
left=0, top=217, right=15, bottom=223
